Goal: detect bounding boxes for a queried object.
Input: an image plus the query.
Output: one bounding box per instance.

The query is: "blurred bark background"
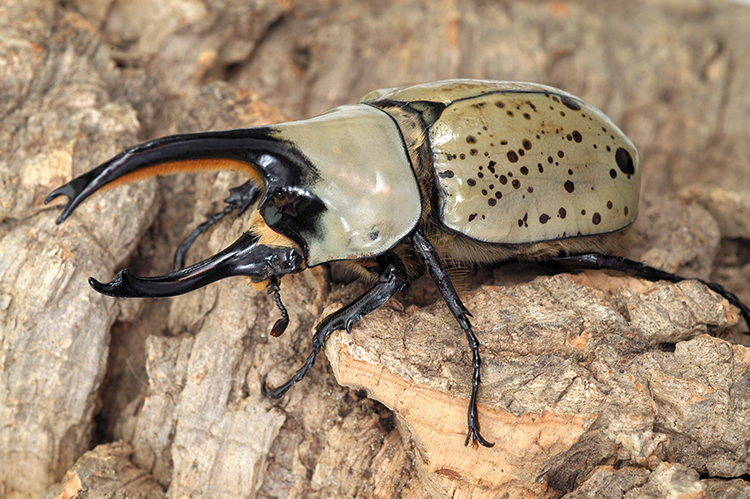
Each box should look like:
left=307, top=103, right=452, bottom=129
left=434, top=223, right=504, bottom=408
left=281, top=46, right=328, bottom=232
left=2, top=0, right=750, bottom=497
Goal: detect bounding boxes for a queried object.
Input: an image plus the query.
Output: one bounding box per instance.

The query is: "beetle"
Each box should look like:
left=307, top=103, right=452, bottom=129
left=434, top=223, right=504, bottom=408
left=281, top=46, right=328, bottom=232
left=46, top=79, right=750, bottom=447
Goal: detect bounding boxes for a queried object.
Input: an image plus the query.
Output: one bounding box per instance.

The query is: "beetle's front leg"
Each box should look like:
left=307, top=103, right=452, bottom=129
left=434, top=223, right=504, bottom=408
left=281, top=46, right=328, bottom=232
left=173, top=180, right=260, bottom=271
left=411, top=229, right=494, bottom=448
left=263, top=260, right=407, bottom=398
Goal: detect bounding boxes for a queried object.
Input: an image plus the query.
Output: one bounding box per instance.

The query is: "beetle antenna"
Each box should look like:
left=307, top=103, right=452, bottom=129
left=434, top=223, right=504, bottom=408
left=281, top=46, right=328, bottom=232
left=268, top=278, right=289, bottom=337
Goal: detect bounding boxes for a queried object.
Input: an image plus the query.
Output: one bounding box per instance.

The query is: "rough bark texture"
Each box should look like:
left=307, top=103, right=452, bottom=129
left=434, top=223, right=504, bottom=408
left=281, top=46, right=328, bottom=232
left=2, top=0, right=750, bottom=498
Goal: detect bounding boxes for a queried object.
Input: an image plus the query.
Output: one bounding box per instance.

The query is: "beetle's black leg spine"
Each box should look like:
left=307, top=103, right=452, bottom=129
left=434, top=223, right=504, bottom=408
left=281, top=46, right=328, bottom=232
left=263, top=260, right=407, bottom=399
left=549, top=253, right=750, bottom=332
left=411, top=229, right=494, bottom=448
left=173, top=181, right=260, bottom=271
left=268, top=278, right=290, bottom=337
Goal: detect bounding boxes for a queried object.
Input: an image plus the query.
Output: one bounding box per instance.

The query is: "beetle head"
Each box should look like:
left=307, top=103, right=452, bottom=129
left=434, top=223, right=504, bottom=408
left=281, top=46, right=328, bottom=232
left=46, top=104, right=421, bottom=301
left=44, top=126, right=320, bottom=300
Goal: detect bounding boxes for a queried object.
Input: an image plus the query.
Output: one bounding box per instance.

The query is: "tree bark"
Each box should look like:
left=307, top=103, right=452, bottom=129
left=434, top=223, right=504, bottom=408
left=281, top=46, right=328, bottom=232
left=1, top=1, right=750, bottom=498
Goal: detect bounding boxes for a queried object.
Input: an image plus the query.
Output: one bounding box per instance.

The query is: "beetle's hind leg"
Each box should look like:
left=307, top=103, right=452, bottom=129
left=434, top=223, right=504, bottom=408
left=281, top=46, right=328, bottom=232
left=411, top=229, right=494, bottom=448
left=548, top=253, right=750, bottom=333
left=263, top=260, right=408, bottom=398
left=173, top=180, right=260, bottom=271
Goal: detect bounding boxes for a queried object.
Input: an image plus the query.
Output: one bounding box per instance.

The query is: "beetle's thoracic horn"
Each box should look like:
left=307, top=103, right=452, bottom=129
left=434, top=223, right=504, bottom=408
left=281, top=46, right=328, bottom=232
left=44, top=129, right=276, bottom=224
left=89, top=231, right=304, bottom=298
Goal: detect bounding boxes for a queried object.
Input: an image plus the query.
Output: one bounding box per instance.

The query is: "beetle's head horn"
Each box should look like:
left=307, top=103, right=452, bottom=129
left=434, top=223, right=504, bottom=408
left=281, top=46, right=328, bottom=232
left=45, top=128, right=312, bottom=297
left=45, top=128, right=304, bottom=225
left=90, top=231, right=304, bottom=298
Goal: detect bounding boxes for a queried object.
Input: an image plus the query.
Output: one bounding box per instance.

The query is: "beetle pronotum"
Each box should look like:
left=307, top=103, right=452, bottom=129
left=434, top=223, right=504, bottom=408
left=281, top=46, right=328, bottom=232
left=47, top=79, right=749, bottom=447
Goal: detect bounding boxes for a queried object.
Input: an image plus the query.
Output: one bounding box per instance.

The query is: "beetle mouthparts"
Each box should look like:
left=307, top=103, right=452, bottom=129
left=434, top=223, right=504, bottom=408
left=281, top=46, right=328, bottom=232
left=88, top=231, right=304, bottom=298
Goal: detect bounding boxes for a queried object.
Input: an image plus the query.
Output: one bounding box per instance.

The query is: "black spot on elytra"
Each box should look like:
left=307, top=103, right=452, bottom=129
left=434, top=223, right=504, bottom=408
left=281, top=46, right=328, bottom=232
left=507, top=110, right=514, bottom=117
left=527, top=186, right=533, bottom=193
left=609, top=169, right=617, bottom=179
left=520, top=166, right=529, bottom=175
left=507, top=151, right=519, bottom=163
left=470, top=149, right=478, bottom=156
left=560, top=94, right=581, bottom=111
left=495, top=101, right=506, bottom=108
left=592, top=212, right=602, bottom=225
left=481, top=189, right=488, bottom=196
left=615, top=147, right=635, bottom=175
left=477, top=172, right=484, bottom=178
left=467, top=178, right=476, bottom=186
left=539, top=214, right=551, bottom=224
left=572, top=130, right=582, bottom=143
left=564, top=180, right=575, bottom=193
left=495, top=191, right=502, bottom=199
left=538, top=164, right=544, bottom=173
left=512, top=179, right=520, bottom=189
left=558, top=207, right=567, bottom=218
left=522, top=139, right=532, bottom=150
left=523, top=113, right=531, bottom=120
left=466, top=135, right=477, bottom=144
left=468, top=213, right=477, bottom=222
left=499, top=175, right=507, bottom=184
left=606, top=201, right=613, bottom=209
left=439, top=170, right=454, bottom=178
left=557, top=150, right=565, bottom=158
left=488, top=161, right=496, bottom=173
left=488, top=198, right=497, bottom=206
left=624, top=206, right=629, bottom=216
left=460, top=154, right=465, bottom=159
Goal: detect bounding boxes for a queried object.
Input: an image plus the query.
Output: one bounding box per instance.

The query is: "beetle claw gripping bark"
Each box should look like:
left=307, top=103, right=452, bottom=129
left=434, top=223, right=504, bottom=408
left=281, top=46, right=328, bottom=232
left=47, top=79, right=749, bottom=448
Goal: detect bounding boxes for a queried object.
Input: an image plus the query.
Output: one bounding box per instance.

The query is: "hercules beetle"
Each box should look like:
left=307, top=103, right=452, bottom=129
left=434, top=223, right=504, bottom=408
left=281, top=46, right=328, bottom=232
left=47, top=79, right=750, bottom=447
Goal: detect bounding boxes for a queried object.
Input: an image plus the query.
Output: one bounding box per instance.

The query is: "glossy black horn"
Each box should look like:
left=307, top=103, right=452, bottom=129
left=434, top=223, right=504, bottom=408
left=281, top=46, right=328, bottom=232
left=90, top=231, right=304, bottom=298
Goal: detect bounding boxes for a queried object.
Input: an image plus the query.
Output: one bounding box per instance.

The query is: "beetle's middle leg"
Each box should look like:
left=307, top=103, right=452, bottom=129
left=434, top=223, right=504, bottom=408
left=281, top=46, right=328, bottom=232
left=548, top=253, right=750, bottom=332
left=263, top=260, right=407, bottom=399
left=411, top=229, right=495, bottom=448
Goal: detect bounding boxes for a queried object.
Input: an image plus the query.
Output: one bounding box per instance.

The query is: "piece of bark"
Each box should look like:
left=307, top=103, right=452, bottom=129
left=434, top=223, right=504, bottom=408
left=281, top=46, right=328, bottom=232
left=100, top=0, right=289, bottom=95
left=0, top=4, right=158, bottom=498
left=4, top=0, right=750, bottom=498
left=326, top=270, right=746, bottom=497
left=50, top=441, right=165, bottom=499
left=561, top=462, right=704, bottom=498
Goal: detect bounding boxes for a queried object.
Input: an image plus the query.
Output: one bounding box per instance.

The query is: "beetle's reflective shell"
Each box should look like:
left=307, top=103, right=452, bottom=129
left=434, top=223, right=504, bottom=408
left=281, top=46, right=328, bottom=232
left=269, top=105, right=420, bottom=265
left=366, top=80, right=640, bottom=245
